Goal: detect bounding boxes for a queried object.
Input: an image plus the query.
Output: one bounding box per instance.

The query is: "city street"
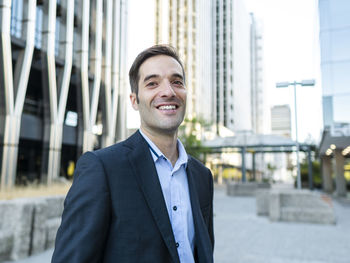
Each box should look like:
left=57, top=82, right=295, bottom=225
left=6, top=185, right=350, bottom=263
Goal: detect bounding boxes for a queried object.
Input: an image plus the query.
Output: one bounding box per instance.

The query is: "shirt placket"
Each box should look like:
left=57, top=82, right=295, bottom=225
left=171, top=169, right=185, bottom=258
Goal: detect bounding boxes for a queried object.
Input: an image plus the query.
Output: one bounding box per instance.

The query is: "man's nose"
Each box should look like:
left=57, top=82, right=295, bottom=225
left=160, top=81, right=176, bottom=96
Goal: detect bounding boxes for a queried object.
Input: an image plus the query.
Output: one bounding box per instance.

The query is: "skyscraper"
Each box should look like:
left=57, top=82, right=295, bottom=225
left=155, top=0, right=262, bottom=136
left=318, top=0, right=350, bottom=196
left=214, top=0, right=251, bottom=134
left=319, top=0, right=350, bottom=129
left=250, top=13, right=265, bottom=135
left=155, top=0, right=215, bottom=123
left=271, top=105, right=292, bottom=138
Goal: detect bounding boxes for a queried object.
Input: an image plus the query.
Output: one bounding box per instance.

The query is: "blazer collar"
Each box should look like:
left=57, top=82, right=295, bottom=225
left=124, top=131, right=180, bottom=263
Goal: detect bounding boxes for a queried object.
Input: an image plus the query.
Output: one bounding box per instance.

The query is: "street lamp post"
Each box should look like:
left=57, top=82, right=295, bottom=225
left=276, top=79, right=315, bottom=189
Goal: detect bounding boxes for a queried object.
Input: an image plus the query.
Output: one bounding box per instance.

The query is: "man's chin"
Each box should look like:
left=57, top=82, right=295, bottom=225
left=153, top=121, right=183, bottom=134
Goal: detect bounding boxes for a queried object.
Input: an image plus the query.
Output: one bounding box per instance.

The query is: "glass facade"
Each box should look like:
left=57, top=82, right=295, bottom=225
left=319, top=0, right=350, bottom=125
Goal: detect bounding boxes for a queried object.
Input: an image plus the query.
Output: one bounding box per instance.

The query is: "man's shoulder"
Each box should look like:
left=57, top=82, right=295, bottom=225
left=92, top=130, right=145, bottom=159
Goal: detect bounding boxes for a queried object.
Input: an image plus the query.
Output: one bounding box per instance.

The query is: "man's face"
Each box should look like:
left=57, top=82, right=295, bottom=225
left=130, top=55, right=187, bottom=135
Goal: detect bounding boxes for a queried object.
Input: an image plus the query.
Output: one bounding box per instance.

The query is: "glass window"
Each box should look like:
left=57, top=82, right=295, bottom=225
left=318, top=0, right=330, bottom=30
left=320, top=63, right=333, bottom=95
left=333, top=94, right=350, bottom=123
left=319, top=31, right=331, bottom=62
left=332, top=61, right=350, bottom=95
left=11, top=0, right=23, bottom=38
left=329, top=0, right=350, bottom=29
left=330, top=29, right=350, bottom=61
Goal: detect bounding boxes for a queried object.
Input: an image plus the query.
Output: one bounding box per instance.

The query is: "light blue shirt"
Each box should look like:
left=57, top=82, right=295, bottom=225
left=139, top=129, right=195, bottom=263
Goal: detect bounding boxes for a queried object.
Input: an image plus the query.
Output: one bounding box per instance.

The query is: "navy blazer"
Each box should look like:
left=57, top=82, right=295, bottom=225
left=52, top=131, right=214, bottom=263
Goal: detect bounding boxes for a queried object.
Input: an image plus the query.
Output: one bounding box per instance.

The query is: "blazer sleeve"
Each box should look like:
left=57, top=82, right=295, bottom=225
left=208, top=168, right=214, bottom=250
left=52, top=151, right=111, bottom=263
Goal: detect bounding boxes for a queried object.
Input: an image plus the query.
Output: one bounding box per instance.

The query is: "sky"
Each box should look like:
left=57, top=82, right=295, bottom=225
left=245, top=0, right=323, bottom=143
left=126, top=0, right=155, bottom=129
left=126, top=0, right=324, bottom=143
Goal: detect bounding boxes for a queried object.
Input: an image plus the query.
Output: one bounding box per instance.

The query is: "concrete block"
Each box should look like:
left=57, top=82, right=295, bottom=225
left=30, top=198, right=48, bottom=255
left=45, top=196, right=65, bottom=219
left=227, top=182, right=271, bottom=197
left=10, top=199, right=34, bottom=260
left=268, top=190, right=336, bottom=224
left=0, top=231, right=13, bottom=262
left=46, top=218, right=61, bottom=249
left=257, top=183, right=271, bottom=189
left=0, top=195, right=66, bottom=261
left=256, top=190, right=270, bottom=216
left=269, top=191, right=281, bottom=221
left=281, top=207, right=335, bottom=224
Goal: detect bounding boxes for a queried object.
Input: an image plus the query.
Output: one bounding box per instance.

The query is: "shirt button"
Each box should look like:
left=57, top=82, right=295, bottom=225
left=175, top=242, right=179, bottom=248
left=173, top=206, right=177, bottom=211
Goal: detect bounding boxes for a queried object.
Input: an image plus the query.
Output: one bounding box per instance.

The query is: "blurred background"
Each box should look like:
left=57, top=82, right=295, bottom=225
left=0, top=0, right=350, bottom=262
left=1, top=0, right=349, bottom=195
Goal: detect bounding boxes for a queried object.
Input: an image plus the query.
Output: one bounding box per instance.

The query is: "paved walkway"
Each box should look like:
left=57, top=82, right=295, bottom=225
left=6, top=185, right=350, bottom=263
left=213, top=185, right=350, bottom=263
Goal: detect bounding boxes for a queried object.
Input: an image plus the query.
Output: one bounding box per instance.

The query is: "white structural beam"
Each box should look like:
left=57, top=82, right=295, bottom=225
left=42, top=0, right=74, bottom=184
left=1, top=0, right=36, bottom=190
left=78, top=0, right=93, bottom=152
left=110, top=0, right=121, bottom=144
left=89, top=0, right=103, bottom=138
left=116, top=0, right=128, bottom=141
left=101, top=0, right=114, bottom=147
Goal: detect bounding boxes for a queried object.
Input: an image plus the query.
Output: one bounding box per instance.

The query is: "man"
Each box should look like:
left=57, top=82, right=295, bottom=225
left=52, top=45, right=214, bottom=263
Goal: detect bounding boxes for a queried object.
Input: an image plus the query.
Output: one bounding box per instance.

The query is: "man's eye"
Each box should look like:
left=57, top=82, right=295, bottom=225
left=173, top=80, right=184, bottom=86
left=147, top=82, right=157, bottom=87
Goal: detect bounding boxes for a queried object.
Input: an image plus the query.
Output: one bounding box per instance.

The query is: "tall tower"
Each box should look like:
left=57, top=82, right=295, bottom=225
left=250, top=13, right=264, bottom=134
left=214, top=0, right=251, bottom=134
left=155, top=0, right=215, bottom=124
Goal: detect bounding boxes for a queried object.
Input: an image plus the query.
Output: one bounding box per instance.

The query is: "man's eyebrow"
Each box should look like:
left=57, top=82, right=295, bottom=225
left=172, top=73, right=184, bottom=80
left=143, top=74, right=159, bottom=83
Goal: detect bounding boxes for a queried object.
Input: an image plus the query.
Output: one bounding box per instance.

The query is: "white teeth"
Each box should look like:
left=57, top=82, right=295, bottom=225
left=159, top=105, right=176, bottom=110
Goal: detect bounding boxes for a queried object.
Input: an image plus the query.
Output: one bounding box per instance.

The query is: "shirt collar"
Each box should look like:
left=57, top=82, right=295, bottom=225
left=139, top=129, right=188, bottom=168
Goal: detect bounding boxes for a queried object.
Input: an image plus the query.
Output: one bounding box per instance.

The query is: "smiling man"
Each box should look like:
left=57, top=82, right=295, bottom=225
left=52, top=45, right=214, bottom=263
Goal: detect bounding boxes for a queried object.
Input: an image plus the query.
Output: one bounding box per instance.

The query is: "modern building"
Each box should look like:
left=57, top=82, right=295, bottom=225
left=318, top=0, right=350, bottom=196
left=270, top=105, right=293, bottom=182
left=0, top=0, right=128, bottom=189
left=250, top=13, right=265, bottom=135
left=155, top=0, right=255, bottom=136
left=271, top=105, right=292, bottom=138
left=155, top=0, right=215, bottom=125
left=215, top=0, right=252, bottom=134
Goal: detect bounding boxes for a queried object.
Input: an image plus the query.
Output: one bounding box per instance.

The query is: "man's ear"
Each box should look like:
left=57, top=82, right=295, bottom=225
left=130, top=93, right=139, bottom=110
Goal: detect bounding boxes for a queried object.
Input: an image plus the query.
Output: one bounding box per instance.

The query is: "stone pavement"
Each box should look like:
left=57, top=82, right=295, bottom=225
left=213, top=185, right=350, bottom=263
left=6, top=185, right=350, bottom=263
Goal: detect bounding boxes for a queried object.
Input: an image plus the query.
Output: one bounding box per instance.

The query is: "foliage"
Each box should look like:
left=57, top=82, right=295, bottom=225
left=178, top=117, right=212, bottom=162
left=300, top=159, right=322, bottom=188
left=266, top=163, right=277, bottom=182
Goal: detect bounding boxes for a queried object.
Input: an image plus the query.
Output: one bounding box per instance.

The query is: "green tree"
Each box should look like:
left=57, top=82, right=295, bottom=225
left=178, top=117, right=212, bottom=163
left=300, top=159, right=321, bottom=188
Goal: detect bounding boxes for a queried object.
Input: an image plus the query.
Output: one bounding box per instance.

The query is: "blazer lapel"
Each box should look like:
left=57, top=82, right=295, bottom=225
left=125, top=132, right=180, bottom=263
left=187, top=159, right=213, bottom=263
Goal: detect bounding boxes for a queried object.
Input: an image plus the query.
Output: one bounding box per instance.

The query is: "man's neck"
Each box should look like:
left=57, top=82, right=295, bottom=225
left=140, top=127, right=179, bottom=166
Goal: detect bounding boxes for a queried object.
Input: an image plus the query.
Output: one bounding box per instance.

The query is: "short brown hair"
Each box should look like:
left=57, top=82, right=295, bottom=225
left=129, top=45, right=185, bottom=99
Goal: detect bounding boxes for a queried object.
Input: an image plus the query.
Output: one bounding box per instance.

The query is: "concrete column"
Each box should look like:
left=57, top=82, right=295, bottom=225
left=241, top=147, right=246, bottom=182
left=252, top=152, right=256, bottom=181
left=41, top=0, right=74, bottom=184
left=307, top=147, right=313, bottom=190
left=321, top=156, right=333, bottom=193
left=1, top=0, right=36, bottom=189
left=334, top=150, right=347, bottom=197
left=101, top=0, right=113, bottom=147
